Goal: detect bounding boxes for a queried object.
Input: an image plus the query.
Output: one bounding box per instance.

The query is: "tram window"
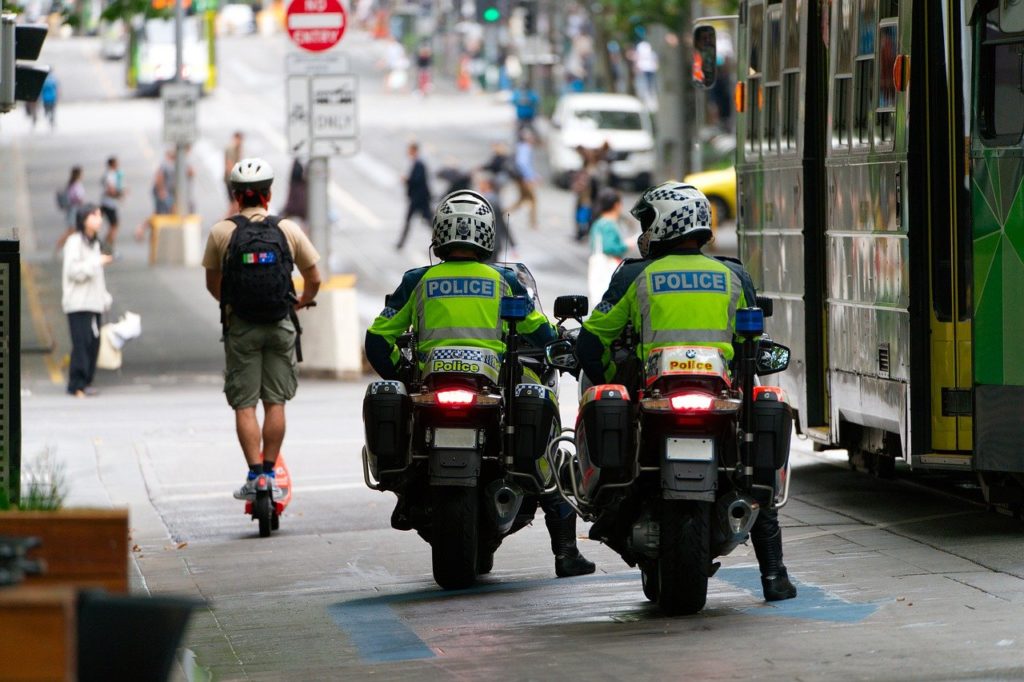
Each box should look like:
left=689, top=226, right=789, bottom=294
left=836, top=0, right=855, bottom=75
left=879, top=0, right=898, bottom=20
left=978, top=13, right=1024, bottom=145
left=832, top=76, right=853, bottom=150
left=750, top=2, right=764, bottom=74
left=784, top=0, right=801, bottom=69
left=877, top=22, right=898, bottom=144
left=766, top=8, right=783, bottom=82
left=747, top=1, right=765, bottom=157
left=858, top=0, right=877, bottom=56
left=765, top=84, right=781, bottom=152
left=783, top=71, right=800, bottom=151
left=854, top=58, right=875, bottom=146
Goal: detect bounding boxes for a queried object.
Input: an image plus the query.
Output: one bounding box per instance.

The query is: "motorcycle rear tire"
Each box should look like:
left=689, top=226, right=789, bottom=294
left=657, top=500, right=710, bottom=615
left=431, top=486, right=479, bottom=590
left=477, top=546, right=495, bottom=574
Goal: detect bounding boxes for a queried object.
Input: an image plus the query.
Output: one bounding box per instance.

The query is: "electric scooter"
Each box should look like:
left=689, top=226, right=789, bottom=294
left=244, top=456, right=293, bottom=537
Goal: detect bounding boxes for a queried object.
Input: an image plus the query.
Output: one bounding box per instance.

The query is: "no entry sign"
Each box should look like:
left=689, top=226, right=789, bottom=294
left=286, top=0, right=347, bottom=52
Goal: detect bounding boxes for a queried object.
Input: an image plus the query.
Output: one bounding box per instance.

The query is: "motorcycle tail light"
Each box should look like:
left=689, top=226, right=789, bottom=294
left=670, top=393, right=715, bottom=412
left=435, top=389, right=477, bottom=407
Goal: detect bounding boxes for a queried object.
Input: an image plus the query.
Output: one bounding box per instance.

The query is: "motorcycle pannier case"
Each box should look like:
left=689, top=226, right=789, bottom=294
left=363, top=381, right=412, bottom=473
left=579, top=385, right=632, bottom=470
left=752, top=387, right=793, bottom=470
left=512, top=384, right=558, bottom=472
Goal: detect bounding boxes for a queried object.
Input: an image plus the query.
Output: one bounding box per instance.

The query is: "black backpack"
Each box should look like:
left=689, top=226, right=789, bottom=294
left=221, top=215, right=295, bottom=325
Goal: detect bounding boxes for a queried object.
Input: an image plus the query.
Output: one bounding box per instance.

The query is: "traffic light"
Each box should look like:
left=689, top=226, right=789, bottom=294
left=0, top=15, right=49, bottom=114
left=477, top=1, right=504, bottom=23
left=517, top=0, right=537, bottom=34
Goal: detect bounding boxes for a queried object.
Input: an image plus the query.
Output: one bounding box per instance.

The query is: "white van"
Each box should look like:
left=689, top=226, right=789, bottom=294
left=546, top=93, right=655, bottom=189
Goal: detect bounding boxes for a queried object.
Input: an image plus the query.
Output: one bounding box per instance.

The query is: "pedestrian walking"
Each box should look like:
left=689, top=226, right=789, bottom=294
left=511, top=84, right=539, bottom=136
left=571, top=147, right=598, bottom=241
left=224, top=131, right=244, bottom=215
left=587, top=188, right=628, bottom=304
left=24, top=98, right=39, bottom=129
left=99, top=156, right=126, bottom=251
left=282, top=157, right=308, bottom=225
left=134, top=148, right=194, bottom=242
left=40, top=71, right=58, bottom=130
left=57, top=165, right=86, bottom=249
left=478, top=174, right=516, bottom=261
left=509, top=130, right=539, bottom=230
left=396, top=142, right=432, bottom=250
left=62, top=204, right=113, bottom=398
left=384, top=38, right=410, bottom=92
left=633, top=38, right=659, bottom=109
left=480, top=142, right=511, bottom=191
left=202, top=158, right=321, bottom=500
left=415, top=43, right=433, bottom=96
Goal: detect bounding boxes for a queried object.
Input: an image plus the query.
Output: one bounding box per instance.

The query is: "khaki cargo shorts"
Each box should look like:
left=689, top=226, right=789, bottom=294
left=223, top=315, right=298, bottom=409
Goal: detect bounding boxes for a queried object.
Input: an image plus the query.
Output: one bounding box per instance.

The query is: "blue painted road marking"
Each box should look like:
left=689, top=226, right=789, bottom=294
left=329, top=568, right=882, bottom=664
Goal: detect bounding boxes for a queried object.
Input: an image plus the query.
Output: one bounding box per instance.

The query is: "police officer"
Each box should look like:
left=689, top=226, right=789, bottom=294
left=575, top=181, right=797, bottom=601
left=365, top=189, right=595, bottom=578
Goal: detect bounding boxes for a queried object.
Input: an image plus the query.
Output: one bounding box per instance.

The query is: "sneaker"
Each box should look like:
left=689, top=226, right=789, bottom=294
left=233, top=473, right=260, bottom=500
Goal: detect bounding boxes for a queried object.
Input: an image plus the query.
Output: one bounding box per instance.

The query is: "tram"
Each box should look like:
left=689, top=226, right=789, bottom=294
left=697, top=0, right=1024, bottom=505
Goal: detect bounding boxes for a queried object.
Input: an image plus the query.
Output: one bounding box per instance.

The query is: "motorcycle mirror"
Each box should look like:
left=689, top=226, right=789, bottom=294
left=755, top=296, right=774, bottom=318
left=756, top=341, right=790, bottom=376
left=554, top=295, right=588, bottom=321
left=545, top=339, right=579, bottom=374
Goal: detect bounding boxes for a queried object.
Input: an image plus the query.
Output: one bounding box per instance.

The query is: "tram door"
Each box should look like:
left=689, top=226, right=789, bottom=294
left=970, top=3, right=1024, bottom=472
left=914, top=0, right=973, bottom=462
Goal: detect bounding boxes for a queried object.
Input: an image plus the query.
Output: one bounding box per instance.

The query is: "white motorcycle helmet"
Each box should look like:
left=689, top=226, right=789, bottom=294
left=631, top=182, right=712, bottom=256
left=431, top=189, right=496, bottom=259
left=229, top=157, right=274, bottom=193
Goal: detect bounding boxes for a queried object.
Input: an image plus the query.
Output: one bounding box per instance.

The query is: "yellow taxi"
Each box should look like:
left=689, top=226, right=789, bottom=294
left=683, top=166, right=736, bottom=228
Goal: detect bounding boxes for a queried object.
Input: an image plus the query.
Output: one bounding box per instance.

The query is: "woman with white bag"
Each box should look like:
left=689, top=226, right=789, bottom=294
left=62, top=204, right=112, bottom=398
left=588, top=188, right=630, bottom=305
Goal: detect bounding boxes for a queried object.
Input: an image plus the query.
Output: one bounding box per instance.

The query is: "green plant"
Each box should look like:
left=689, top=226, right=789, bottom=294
left=19, top=447, right=68, bottom=511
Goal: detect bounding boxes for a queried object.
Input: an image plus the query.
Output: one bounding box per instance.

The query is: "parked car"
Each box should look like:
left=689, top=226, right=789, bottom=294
left=683, top=166, right=736, bottom=227
left=546, top=93, right=655, bottom=190
left=218, top=4, right=256, bottom=35
left=99, top=19, right=126, bottom=60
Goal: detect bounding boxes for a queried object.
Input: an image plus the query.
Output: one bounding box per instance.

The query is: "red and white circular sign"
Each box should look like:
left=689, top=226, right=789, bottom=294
left=286, top=0, right=347, bottom=52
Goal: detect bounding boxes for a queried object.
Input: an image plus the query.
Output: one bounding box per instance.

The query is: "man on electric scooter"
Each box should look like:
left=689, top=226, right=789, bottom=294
left=364, top=188, right=595, bottom=578
left=575, top=181, right=797, bottom=601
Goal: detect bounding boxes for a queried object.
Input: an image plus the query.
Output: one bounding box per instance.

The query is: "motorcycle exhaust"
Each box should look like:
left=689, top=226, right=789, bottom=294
left=713, top=491, right=761, bottom=556
left=485, top=479, right=524, bottom=535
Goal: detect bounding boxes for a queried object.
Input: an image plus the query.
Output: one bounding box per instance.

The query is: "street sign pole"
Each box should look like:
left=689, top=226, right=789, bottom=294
left=285, top=0, right=352, bottom=274
left=307, top=156, right=329, bottom=273
left=173, top=0, right=188, bottom=216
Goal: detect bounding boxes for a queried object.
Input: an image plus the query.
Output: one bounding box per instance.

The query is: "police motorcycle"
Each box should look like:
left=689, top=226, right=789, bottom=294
left=546, top=296, right=793, bottom=615
left=361, top=264, right=563, bottom=590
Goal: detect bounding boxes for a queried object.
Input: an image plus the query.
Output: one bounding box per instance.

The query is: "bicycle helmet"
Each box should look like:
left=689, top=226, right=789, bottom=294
left=431, top=189, right=496, bottom=259
left=630, top=182, right=712, bottom=253
left=229, top=157, right=274, bottom=193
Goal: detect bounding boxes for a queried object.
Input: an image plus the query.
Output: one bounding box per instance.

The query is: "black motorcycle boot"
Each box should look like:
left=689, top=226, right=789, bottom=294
left=546, top=515, right=596, bottom=578
left=751, top=529, right=797, bottom=601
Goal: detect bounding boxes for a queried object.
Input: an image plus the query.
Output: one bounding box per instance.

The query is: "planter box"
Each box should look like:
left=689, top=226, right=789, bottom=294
left=0, top=585, right=77, bottom=681
left=0, top=509, right=130, bottom=593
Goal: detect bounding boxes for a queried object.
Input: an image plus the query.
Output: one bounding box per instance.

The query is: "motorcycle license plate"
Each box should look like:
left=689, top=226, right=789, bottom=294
left=433, top=428, right=478, bottom=449
left=665, top=437, right=714, bottom=461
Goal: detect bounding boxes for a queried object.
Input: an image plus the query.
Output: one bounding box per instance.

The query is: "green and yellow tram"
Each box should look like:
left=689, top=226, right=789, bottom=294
left=701, top=0, right=1024, bottom=504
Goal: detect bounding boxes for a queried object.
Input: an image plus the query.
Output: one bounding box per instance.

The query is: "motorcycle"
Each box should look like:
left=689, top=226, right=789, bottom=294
left=546, top=295, right=793, bottom=615
left=361, top=264, right=562, bottom=590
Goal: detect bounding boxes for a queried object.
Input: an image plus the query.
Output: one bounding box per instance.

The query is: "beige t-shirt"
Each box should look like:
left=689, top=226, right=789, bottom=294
left=202, top=207, right=320, bottom=271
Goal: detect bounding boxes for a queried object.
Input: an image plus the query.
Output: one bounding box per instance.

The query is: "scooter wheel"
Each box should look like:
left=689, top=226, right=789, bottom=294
left=255, top=492, right=272, bottom=538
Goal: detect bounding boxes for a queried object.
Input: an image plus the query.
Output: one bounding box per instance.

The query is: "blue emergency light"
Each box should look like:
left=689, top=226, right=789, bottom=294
left=736, top=307, right=765, bottom=337
left=500, top=296, right=530, bottom=322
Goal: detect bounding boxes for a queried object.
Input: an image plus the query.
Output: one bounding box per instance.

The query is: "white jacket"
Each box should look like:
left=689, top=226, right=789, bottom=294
left=62, top=232, right=112, bottom=314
